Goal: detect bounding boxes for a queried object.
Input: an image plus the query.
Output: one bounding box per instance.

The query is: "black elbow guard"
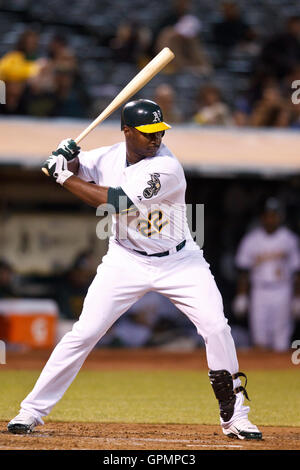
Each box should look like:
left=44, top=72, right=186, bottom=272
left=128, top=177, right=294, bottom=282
left=107, top=187, right=134, bottom=214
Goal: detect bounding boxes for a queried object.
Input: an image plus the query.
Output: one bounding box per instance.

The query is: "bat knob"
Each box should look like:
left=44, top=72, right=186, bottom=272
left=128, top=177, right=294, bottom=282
left=41, top=167, right=50, bottom=176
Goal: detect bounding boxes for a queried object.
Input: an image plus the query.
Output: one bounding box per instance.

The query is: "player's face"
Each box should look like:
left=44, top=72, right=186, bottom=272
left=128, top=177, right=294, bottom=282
left=124, top=126, right=164, bottom=161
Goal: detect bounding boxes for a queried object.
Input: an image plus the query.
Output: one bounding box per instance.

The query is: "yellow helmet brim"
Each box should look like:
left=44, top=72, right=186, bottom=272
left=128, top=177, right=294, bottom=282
left=135, top=122, right=171, bottom=133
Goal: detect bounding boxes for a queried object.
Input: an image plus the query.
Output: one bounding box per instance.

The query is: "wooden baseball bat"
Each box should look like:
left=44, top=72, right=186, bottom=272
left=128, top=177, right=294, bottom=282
left=42, top=47, right=175, bottom=176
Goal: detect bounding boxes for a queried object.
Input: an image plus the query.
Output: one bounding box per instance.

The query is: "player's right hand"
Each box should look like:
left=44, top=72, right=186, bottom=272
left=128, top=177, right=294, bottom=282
left=232, top=294, right=248, bottom=318
left=52, top=138, right=81, bottom=161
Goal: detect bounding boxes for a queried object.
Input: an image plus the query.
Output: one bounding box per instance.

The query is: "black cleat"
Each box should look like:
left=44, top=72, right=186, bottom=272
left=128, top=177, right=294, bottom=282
left=7, top=412, right=37, bottom=434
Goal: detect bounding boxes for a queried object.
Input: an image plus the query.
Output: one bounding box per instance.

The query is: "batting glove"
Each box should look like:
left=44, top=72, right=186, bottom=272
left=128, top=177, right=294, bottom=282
left=43, top=154, right=74, bottom=185
left=52, top=138, right=81, bottom=161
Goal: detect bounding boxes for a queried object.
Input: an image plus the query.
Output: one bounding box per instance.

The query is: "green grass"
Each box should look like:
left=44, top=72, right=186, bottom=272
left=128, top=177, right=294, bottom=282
left=0, top=369, right=299, bottom=426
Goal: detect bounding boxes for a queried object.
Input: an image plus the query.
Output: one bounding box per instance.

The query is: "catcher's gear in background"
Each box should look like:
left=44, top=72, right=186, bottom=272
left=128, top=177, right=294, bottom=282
left=52, top=139, right=81, bottom=160
left=42, top=154, right=73, bottom=186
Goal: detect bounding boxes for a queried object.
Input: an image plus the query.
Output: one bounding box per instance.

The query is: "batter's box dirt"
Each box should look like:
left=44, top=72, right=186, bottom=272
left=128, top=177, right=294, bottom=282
left=0, top=422, right=299, bottom=450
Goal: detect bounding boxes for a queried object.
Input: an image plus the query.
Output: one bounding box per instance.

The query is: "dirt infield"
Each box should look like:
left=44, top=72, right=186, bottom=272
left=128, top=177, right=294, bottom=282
left=1, top=348, right=299, bottom=450
left=1, top=422, right=300, bottom=450
left=4, top=347, right=295, bottom=371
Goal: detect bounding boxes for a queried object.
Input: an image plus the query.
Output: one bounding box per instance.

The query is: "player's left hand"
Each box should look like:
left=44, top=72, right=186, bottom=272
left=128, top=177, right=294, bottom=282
left=52, top=138, right=81, bottom=161
left=42, top=154, right=74, bottom=185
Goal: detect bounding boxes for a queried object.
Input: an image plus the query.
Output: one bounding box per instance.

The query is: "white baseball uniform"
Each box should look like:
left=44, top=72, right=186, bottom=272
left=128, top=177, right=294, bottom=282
left=20, top=141, right=249, bottom=425
left=236, top=226, right=300, bottom=351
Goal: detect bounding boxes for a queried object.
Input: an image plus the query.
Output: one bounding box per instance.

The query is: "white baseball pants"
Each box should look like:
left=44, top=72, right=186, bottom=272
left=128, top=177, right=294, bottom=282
left=250, top=284, right=293, bottom=351
left=20, top=241, right=248, bottom=424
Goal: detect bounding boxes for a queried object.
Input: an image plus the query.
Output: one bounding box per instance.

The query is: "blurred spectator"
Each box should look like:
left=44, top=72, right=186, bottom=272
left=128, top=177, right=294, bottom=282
left=290, top=102, right=300, bottom=129
left=54, top=251, right=95, bottom=319
left=150, top=0, right=191, bottom=55
left=153, top=83, right=183, bottom=123
left=246, top=70, right=277, bottom=111
left=1, top=7, right=299, bottom=126
left=110, top=20, right=151, bottom=66
left=249, top=82, right=291, bottom=127
left=52, top=67, right=88, bottom=118
left=0, top=29, right=87, bottom=118
left=213, top=1, right=250, bottom=62
left=47, top=34, right=77, bottom=73
left=193, top=84, right=232, bottom=125
left=255, top=16, right=300, bottom=80
left=155, top=0, right=192, bottom=34
left=233, top=198, right=300, bottom=351
left=20, top=69, right=57, bottom=117
left=232, top=94, right=251, bottom=126
left=232, top=26, right=260, bottom=58
left=155, top=14, right=212, bottom=75
left=18, top=53, right=57, bottom=117
left=0, top=80, right=26, bottom=115
left=0, top=29, right=53, bottom=117
left=0, top=260, right=17, bottom=298
left=20, top=65, right=88, bottom=118
left=0, top=29, right=44, bottom=82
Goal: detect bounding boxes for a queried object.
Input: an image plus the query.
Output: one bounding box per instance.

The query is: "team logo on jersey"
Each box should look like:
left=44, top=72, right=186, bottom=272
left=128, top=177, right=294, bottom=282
left=143, top=173, right=161, bottom=199
left=152, top=111, right=161, bottom=123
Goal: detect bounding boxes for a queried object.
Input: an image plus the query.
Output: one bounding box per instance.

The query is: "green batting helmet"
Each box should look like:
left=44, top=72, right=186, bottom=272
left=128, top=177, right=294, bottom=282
left=121, top=99, right=171, bottom=133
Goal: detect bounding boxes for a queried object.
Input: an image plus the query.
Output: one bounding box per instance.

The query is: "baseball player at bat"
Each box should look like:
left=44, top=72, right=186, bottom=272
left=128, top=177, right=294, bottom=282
left=8, top=99, right=262, bottom=440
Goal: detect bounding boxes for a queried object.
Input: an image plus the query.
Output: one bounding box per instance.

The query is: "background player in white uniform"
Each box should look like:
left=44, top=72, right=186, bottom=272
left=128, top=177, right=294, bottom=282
left=234, top=198, right=300, bottom=351
left=8, top=99, right=262, bottom=440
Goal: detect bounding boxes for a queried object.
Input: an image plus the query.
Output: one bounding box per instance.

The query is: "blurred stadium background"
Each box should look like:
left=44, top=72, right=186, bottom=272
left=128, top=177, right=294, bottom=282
left=0, top=0, right=300, bottom=353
